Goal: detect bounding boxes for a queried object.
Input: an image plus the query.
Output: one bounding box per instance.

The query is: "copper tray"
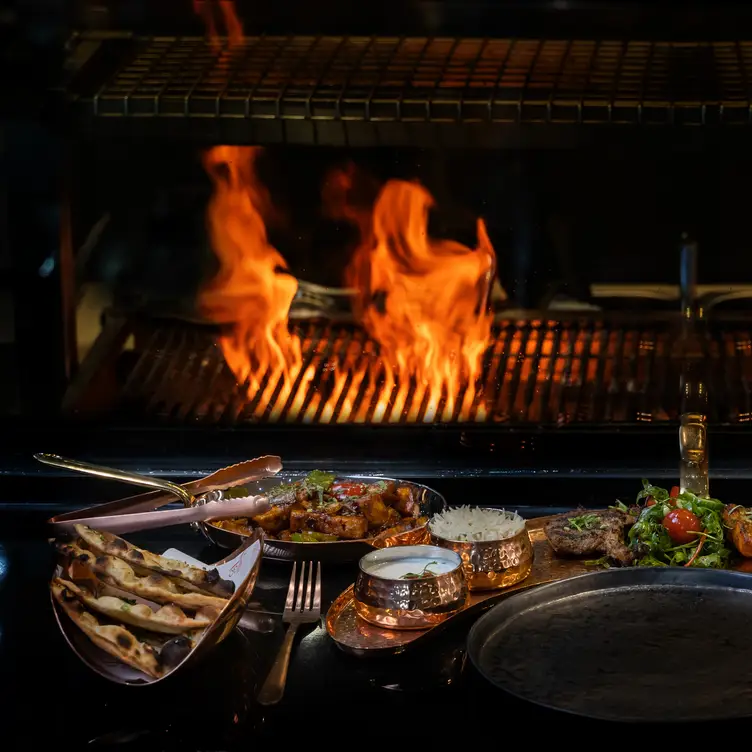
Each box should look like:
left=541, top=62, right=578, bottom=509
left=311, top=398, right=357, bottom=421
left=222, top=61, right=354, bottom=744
left=328, top=513, right=752, bottom=655
left=326, top=515, right=595, bottom=656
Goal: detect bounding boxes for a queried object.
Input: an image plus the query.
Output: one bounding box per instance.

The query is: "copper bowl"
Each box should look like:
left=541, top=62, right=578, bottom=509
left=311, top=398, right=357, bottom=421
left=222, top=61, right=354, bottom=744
left=429, top=512, right=533, bottom=591
left=353, top=545, right=468, bottom=630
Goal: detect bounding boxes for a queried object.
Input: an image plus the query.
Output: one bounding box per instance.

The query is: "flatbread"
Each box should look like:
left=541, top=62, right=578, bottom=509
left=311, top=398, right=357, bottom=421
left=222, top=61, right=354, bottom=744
left=58, top=542, right=228, bottom=612
left=51, top=580, right=163, bottom=678
left=75, top=525, right=235, bottom=598
left=55, top=577, right=213, bottom=635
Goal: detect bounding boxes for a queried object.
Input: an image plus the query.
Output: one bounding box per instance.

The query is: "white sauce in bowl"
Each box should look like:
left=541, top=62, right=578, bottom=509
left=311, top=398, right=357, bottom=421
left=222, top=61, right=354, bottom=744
left=368, top=557, right=457, bottom=580
left=359, top=544, right=461, bottom=581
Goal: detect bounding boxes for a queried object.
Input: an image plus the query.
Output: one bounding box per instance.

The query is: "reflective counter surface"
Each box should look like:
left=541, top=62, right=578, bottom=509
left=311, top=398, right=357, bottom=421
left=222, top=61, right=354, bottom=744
left=0, top=502, right=747, bottom=747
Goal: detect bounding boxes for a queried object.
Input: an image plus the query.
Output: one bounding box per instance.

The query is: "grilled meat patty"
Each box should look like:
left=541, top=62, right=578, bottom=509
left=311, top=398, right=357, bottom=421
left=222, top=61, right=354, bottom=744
left=544, top=510, right=635, bottom=565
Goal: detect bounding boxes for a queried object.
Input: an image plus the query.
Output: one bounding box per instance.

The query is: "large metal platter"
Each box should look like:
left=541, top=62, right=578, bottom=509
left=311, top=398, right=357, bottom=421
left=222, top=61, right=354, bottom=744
left=467, top=566, right=752, bottom=722
left=198, top=474, right=446, bottom=563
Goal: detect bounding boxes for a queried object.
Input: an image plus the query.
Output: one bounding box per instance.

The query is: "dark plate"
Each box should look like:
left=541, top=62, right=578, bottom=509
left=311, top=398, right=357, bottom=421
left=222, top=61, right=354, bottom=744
left=467, top=567, right=752, bottom=722
left=199, top=474, right=446, bottom=563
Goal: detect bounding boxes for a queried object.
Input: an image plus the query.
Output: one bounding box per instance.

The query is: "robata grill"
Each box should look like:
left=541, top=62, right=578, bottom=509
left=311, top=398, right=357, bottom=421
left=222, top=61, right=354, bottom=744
left=5, top=0, right=752, bottom=486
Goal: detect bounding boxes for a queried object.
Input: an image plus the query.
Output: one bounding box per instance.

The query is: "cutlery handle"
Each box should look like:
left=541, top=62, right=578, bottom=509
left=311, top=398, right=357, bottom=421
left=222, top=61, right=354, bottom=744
left=50, top=496, right=271, bottom=535
left=34, top=453, right=194, bottom=507
left=257, top=623, right=299, bottom=706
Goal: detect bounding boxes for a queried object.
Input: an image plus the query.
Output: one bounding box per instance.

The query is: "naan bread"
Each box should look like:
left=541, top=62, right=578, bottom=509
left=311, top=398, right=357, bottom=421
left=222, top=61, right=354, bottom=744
left=52, top=580, right=163, bottom=678
left=75, top=525, right=235, bottom=598
left=55, top=577, right=213, bottom=635
left=58, top=542, right=228, bottom=612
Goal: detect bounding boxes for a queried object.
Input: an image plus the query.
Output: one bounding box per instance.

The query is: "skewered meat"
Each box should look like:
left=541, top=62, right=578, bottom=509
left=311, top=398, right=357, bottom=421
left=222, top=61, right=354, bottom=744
left=544, top=510, right=635, bottom=565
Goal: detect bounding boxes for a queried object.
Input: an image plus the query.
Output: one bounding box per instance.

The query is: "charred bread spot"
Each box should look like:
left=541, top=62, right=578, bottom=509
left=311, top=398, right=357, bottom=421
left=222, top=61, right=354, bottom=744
left=116, top=633, right=133, bottom=650
left=126, top=549, right=144, bottom=562
left=168, top=569, right=182, bottom=578
left=204, top=569, right=219, bottom=584
left=216, top=579, right=235, bottom=597
left=95, top=556, right=109, bottom=568
left=160, top=636, right=191, bottom=670
left=110, top=538, right=128, bottom=553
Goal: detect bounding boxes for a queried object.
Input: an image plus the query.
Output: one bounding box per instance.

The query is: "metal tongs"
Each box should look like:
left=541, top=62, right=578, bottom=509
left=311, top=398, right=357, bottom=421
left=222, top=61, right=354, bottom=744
left=36, top=453, right=276, bottom=535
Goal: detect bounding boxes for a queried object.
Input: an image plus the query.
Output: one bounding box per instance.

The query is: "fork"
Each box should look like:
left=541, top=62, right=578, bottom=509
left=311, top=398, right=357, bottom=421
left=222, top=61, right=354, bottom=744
left=257, top=561, right=322, bottom=706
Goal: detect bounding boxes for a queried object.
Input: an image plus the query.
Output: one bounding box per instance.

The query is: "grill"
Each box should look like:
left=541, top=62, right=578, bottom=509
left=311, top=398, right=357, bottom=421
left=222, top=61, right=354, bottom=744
left=68, top=36, right=752, bottom=145
left=64, top=316, right=752, bottom=426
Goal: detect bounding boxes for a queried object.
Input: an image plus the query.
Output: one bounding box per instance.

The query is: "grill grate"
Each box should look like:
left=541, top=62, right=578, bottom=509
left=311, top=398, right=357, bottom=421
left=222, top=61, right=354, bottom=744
left=68, top=317, right=752, bottom=426
left=72, top=36, right=752, bottom=136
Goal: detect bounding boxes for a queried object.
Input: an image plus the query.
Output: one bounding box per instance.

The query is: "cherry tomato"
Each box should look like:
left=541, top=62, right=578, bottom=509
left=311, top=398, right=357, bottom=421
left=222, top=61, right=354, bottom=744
left=670, top=486, right=681, bottom=500
left=333, top=482, right=367, bottom=497
left=646, top=496, right=656, bottom=507
left=662, top=508, right=702, bottom=544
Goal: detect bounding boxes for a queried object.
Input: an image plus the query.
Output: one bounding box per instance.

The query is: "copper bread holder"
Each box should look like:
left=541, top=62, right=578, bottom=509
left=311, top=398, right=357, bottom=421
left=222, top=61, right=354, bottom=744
left=429, top=511, right=534, bottom=591
left=38, top=454, right=280, bottom=684
left=51, top=528, right=264, bottom=686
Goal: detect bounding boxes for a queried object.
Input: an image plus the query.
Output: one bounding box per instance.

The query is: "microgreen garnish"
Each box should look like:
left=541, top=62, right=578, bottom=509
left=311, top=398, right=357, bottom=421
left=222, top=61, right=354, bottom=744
left=401, top=561, right=439, bottom=580
left=566, top=514, right=601, bottom=532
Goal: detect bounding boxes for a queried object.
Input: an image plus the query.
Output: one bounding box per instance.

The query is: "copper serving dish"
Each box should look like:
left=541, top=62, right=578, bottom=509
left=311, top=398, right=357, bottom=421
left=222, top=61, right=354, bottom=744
left=353, top=545, right=468, bottom=629
left=429, top=511, right=533, bottom=591
left=199, top=474, right=447, bottom=563
left=51, top=529, right=264, bottom=685
left=326, top=516, right=593, bottom=656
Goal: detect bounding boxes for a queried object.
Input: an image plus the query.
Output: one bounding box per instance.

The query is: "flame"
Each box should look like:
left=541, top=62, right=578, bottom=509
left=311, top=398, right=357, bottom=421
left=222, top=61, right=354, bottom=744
left=344, top=180, right=496, bottom=422
left=199, top=146, right=309, bottom=417
left=193, top=0, right=244, bottom=46
left=200, top=149, right=497, bottom=423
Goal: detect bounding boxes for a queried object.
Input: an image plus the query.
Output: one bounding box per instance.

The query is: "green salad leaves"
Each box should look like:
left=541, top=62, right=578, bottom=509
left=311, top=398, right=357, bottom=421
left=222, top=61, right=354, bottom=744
left=628, top=480, right=731, bottom=569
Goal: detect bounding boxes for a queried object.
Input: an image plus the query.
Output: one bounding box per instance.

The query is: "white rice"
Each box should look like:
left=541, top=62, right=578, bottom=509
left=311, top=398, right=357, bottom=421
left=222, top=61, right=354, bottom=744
left=429, top=506, right=525, bottom=542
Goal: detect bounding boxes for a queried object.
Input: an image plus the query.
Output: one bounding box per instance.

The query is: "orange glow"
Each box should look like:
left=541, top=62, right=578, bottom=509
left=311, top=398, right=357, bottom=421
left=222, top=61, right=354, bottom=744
left=193, top=0, right=244, bottom=46
left=199, top=147, right=310, bottom=418
left=345, top=179, right=496, bottom=422
left=200, top=149, right=497, bottom=422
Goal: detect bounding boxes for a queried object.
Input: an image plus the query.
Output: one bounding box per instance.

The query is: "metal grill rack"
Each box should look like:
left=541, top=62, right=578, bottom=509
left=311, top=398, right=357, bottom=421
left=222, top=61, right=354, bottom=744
left=63, top=316, right=752, bottom=426
left=68, top=35, right=752, bottom=145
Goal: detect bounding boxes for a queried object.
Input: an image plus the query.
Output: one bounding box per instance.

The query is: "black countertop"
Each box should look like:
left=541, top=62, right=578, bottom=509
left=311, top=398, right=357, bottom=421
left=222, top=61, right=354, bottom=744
left=2, top=503, right=750, bottom=748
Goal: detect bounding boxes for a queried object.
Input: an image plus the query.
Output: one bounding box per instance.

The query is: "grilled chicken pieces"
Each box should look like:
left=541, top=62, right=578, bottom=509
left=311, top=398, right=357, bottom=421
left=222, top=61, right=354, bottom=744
left=215, top=474, right=425, bottom=542
left=544, top=510, right=636, bottom=565
left=723, top=505, right=752, bottom=557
